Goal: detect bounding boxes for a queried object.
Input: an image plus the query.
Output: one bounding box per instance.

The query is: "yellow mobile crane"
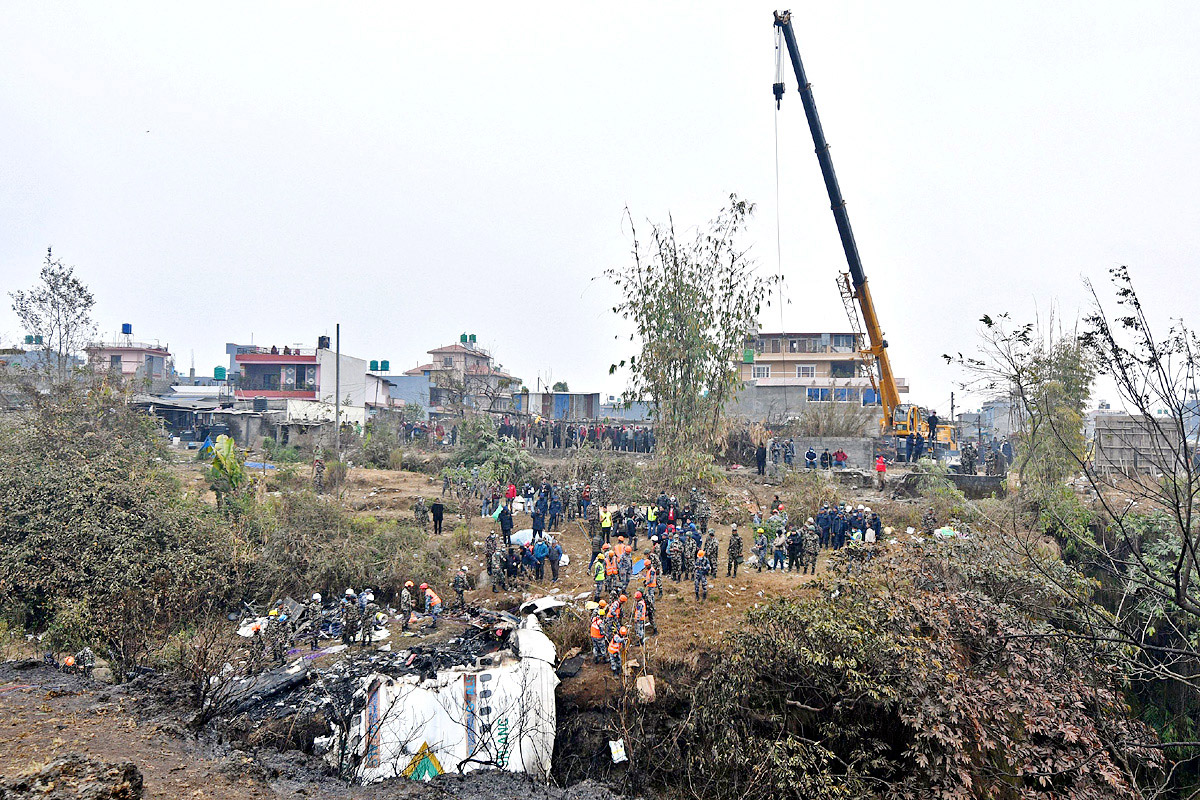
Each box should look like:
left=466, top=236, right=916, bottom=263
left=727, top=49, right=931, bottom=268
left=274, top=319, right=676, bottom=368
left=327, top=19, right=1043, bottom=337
left=773, top=10, right=955, bottom=450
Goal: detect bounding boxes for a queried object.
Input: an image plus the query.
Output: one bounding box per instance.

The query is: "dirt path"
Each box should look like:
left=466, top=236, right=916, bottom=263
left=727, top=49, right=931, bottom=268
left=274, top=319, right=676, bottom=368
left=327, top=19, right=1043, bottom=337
left=0, top=663, right=271, bottom=800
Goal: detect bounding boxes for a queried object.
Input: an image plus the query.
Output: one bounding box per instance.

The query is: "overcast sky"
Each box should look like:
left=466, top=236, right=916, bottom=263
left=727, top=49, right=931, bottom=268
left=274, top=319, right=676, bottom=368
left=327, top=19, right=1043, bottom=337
left=4, top=3, right=1198, bottom=413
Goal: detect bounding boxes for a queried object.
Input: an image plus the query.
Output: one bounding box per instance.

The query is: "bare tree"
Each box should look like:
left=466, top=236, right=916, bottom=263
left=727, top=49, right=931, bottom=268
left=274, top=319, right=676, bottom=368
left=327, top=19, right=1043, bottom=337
left=953, top=268, right=1200, bottom=784
left=9, top=248, right=95, bottom=383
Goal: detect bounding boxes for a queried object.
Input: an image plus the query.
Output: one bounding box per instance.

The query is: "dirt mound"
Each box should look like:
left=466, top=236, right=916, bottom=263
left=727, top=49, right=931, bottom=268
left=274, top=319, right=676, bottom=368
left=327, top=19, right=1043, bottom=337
left=0, top=754, right=143, bottom=799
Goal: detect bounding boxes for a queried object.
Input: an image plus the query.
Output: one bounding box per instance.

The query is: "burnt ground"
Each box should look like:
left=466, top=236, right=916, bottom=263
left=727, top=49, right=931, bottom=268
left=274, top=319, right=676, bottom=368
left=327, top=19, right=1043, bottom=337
left=0, top=662, right=624, bottom=800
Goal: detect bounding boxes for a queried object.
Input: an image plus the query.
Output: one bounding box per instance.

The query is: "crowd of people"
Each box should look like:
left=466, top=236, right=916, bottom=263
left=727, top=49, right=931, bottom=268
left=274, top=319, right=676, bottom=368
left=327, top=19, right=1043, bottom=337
left=754, top=440, right=852, bottom=476
left=496, top=418, right=655, bottom=453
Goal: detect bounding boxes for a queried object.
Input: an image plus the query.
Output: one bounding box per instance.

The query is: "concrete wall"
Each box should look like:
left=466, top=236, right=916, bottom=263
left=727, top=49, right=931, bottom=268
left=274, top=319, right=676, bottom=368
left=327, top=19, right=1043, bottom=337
left=316, top=349, right=367, bottom=409
left=385, top=374, right=431, bottom=413
left=730, top=383, right=885, bottom=430
left=766, top=437, right=876, bottom=470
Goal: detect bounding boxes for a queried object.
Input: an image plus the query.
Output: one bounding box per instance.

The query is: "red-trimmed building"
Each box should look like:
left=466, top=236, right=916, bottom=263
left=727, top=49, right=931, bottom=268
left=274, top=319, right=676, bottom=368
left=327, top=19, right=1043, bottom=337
left=229, top=346, right=319, bottom=400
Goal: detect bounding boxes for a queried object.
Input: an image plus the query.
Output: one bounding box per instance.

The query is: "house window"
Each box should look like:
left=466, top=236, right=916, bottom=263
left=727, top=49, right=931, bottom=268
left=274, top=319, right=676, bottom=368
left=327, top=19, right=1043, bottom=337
left=831, top=361, right=857, bottom=378
left=807, top=388, right=831, bottom=402
left=862, top=389, right=881, bottom=406
left=442, top=357, right=453, bottom=367
left=752, top=365, right=771, bottom=379
left=834, top=387, right=859, bottom=402
left=109, top=355, right=121, bottom=369
left=770, top=338, right=781, bottom=354
left=796, top=364, right=816, bottom=378
left=831, top=334, right=856, bottom=352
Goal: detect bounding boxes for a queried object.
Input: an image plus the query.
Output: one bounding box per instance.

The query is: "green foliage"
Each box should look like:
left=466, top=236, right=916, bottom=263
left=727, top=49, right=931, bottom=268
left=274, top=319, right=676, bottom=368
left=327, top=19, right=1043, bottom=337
left=262, top=436, right=303, bottom=463
left=551, top=380, right=569, bottom=392
left=245, top=492, right=450, bottom=598
left=675, top=537, right=1159, bottom=800
left=453, top=414, right=536, bottom=484
left=8, top=247, right=95, bottom=383
left=0, top=385, right=236, bottom=676
left=207, top=434, right=247, bottom=505
left=606, top=195, right=780, bottom=461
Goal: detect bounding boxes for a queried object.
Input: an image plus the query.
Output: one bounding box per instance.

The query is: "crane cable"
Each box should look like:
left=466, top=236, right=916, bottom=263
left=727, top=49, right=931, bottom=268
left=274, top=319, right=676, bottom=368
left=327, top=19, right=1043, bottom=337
left=773, top=25, right=789, bottom=423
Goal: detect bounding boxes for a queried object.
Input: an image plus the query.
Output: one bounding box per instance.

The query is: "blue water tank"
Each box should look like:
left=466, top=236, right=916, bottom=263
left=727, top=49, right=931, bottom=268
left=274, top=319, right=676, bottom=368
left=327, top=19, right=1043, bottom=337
left=370, top=360, right=379, bottom=372
left=121, top=323, right=133, bottom=335
left=214, top=366, right=227, bottom=381
left=380, top=359, right=390, bottom=372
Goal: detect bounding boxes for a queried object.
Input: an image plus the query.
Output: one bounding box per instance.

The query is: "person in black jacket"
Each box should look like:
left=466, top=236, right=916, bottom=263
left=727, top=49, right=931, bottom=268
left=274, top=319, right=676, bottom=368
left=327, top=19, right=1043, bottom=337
left=430, top=499, right=444, bottom=535
left=755, top=444, right=767, bottom=476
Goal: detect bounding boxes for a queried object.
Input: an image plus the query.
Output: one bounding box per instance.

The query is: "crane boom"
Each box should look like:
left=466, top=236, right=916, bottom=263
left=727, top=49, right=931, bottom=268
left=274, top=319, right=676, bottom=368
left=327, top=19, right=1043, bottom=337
left=773, top=10, right=902, bottom=426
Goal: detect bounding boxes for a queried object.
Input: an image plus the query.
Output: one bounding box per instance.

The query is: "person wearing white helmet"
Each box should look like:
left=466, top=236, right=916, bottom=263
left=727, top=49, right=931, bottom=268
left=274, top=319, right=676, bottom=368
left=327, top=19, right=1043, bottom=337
left=305, top=593, right=324, bottom=650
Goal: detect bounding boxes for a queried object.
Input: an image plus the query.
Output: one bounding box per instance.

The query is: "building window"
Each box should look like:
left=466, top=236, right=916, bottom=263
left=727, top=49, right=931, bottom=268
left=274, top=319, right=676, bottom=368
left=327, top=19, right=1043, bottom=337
left=807, top=387, right=831, bottom=402
left=442, top=357, right=453, bottom=367
left=109, top=355, right=121, bottom=369
left=831, top=360, right=857, bottom=378
left=862, top=388, right=881, bottom=406
left=831, top=334, right=856, bottom=352
left=752, top=365, right=771, bottom=379
left=796, top=364, right=816, bottom=378
left=769, top=338, right=781, bottom=354
left=834, top=387, right=859, bottom=402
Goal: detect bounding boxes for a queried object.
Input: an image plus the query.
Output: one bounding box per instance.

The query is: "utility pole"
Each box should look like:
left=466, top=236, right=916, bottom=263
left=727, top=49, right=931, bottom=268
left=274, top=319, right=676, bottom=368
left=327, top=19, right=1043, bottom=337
left=950, top=392, right=955, bottom=443
left=335, top=323, right=341, bottom=464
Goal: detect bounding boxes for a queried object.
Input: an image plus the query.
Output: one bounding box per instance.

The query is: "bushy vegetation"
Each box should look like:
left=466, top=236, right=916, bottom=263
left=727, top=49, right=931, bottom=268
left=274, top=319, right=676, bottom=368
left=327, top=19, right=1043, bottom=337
left=626, top=535, right=1161, bottom=800
left=0, top=384, right=450, bottom=678
left=0, top=385, right=237, bottom=675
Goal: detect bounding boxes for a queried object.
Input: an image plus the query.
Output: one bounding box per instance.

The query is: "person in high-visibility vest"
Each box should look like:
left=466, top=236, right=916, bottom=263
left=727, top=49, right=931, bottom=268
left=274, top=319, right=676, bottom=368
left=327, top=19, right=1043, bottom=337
left=592, top=553, right=607, bottom=601
left=608, top=626, right=628, bottom=675
left=632, top=592, right=648, bottom=644
left=589, top=603, right=608, bottom=663
left=606, top=595, right=624, bottom=637
left=420, top=583, right=442, bottom=629
left=603, top=543, right=619, bottom=594
left=600, top=507, right=613, bottom=543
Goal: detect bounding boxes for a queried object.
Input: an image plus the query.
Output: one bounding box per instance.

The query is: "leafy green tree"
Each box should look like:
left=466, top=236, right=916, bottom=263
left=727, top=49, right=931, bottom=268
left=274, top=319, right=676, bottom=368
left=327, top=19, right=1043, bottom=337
left=606, top=195, right=780, bottom=467
left=9, top=248, right=96, bottom=383
left=551, top=380, right=569, bottom=392
left=0, top=384, right=233, bottom=677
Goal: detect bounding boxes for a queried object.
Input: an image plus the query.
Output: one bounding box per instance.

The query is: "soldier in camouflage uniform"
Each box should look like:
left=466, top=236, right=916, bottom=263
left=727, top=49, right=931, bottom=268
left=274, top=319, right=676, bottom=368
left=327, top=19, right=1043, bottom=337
left=959, top=442, right=978, bottom=475
left=693, top=549, right=712, bottom=601
left=312, top=457, right=325, bottom=494
left=485, top=532, right=498, bottom=576
left=800, top=524, right=821, bottom=575
left=586, top=498, right=600, bottom=540
left=491, top=549, right=507, bottom=592
left=617, top=545, right=632, bottom=593
left=984, top=445, right=999, bottom=476
left=414, top=497, right=429, bottom=531
left=340, top=594, right=360, bottom=646
left=726, top=526, right=743, bottom=577
left=565, top=483, right=578, bottom=522
left=667, top=532, right=684, bottom=582
left=703, top=531, right=719, bottom=567
left=452, top=567, right=469, bottom=609
left=306, top=593, right=323, bottom=650
left=400, top=581, right=415, bottom=631
left=683, top=533, right=698, bottom=577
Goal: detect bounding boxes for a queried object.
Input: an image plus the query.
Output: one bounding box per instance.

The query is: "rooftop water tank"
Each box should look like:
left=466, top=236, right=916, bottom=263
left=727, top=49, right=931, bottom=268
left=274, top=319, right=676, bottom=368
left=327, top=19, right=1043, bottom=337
left=380, top=359, right=389, bottom=371
left=460, top=333, right=468, bottom=343
left=370, top=360, right=379, bottom=372
left=121, top=323, right=133, bottom=335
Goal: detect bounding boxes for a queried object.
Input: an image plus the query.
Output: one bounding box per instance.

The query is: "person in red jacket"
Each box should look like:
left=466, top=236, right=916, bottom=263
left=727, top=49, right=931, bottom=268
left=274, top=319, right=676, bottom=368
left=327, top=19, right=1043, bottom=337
left=875, top=455, right=888, bottom=490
